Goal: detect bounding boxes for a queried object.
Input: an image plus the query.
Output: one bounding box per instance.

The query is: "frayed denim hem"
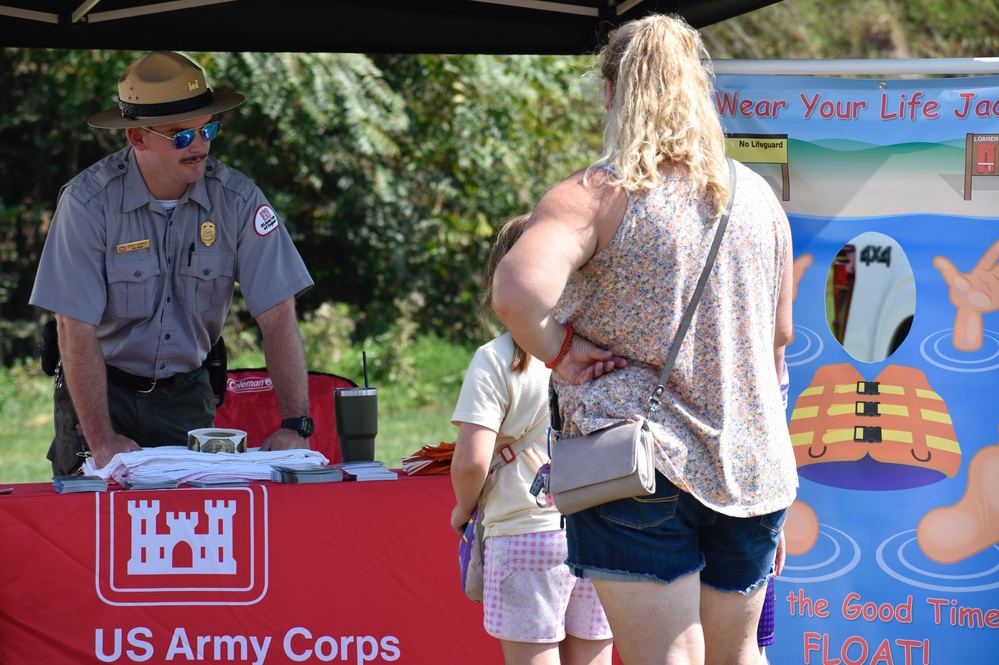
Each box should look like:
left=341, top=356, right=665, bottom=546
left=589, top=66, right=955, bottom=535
left=702, top=571, right=772, bottom=595
left=570, top=561, right=704, bottom=585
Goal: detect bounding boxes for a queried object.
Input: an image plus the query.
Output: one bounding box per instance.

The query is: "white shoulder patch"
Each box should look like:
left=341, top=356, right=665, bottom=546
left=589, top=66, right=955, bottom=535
left=254, top=205, right=280, bottom=236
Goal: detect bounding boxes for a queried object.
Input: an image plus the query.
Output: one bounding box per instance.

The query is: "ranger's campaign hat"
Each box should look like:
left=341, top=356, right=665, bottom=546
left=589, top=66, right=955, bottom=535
left=88, top=51, right=244, bottom=129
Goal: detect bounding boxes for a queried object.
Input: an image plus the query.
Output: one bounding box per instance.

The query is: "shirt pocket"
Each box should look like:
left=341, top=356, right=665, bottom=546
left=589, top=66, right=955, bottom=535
left=178, top=250, right=235, bottom=316
left=106, top=256, right=161, bottom=321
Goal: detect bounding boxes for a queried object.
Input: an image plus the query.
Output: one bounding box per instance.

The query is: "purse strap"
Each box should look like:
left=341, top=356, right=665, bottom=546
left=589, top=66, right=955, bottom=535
left=480, top=417, right=549, bottom=506
left=487, top=418, right=549, bottom=474
left=646, top=156, right=737, bottom=419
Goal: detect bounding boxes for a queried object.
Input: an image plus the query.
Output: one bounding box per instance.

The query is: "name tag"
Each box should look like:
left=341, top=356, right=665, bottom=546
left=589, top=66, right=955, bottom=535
left=116, top=239, right=151, bottom=254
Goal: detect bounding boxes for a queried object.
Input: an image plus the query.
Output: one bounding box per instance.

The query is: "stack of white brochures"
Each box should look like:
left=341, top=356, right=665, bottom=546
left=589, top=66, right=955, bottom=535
left=340, top=461, right=398, bottom=481
left=121, top=478, right=179, bottom=490
left=53, top=475, right=108, bottom=493
left=271, top=464, right=347, bottom=483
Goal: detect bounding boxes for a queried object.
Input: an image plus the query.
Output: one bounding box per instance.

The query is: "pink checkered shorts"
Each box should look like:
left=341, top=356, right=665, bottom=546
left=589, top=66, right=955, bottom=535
left=482, top=531, right=612, bottom=643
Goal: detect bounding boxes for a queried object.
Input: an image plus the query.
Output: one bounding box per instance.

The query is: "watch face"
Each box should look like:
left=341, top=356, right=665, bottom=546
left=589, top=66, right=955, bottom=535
left=284, top=417, right=314, bottom=437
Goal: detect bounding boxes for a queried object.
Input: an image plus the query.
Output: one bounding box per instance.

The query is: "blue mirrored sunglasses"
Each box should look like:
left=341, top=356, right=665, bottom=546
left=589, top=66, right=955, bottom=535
left=145, top=120, right=221, bottom=149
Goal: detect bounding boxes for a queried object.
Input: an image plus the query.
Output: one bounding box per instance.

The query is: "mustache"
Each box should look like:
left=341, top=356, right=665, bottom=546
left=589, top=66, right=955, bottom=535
left=180, top=153, right=208, bottom=164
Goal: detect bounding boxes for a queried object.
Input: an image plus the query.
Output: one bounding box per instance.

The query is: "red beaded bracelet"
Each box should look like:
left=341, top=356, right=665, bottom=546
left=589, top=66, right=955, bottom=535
left=545, top=325, right=574, bottom=369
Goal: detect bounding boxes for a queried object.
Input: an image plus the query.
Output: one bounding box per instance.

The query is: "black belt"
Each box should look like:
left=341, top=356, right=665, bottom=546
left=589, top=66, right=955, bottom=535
left=106, top=365, right=199, bottom=394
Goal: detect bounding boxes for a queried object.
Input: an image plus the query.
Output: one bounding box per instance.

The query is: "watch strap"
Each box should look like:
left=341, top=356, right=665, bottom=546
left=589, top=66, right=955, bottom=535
left=281, top=416, right=314, bottom=437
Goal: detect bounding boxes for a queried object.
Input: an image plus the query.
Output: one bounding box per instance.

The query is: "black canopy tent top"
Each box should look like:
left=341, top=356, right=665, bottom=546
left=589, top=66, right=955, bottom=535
left=0, top=0, right=781, bottom=54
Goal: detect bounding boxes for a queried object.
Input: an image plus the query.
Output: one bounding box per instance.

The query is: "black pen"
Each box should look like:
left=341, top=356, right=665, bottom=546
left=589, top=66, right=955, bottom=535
left=188, top=242, right=195, bottom=266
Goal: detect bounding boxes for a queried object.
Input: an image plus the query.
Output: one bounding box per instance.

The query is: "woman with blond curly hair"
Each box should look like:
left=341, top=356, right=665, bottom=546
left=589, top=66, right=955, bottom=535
left=492, top=14, right=795, bottom=665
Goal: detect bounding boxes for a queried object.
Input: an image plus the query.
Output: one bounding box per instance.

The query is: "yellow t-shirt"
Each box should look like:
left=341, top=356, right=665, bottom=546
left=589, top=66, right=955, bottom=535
left=451, top=333, right=562, bottom=538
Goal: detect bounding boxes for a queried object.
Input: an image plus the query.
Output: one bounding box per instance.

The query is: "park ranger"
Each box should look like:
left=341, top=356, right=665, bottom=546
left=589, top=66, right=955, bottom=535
left=30, top=51, right=316, bottom=475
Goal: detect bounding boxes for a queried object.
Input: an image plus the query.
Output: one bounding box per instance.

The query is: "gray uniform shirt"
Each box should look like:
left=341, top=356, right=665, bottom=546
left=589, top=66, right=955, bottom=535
left=30, top=147, right=314, bottom=379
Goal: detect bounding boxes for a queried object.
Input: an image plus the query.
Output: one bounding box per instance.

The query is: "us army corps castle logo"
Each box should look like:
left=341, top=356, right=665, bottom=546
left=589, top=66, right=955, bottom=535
left=96, top=486, right=268, bottom=606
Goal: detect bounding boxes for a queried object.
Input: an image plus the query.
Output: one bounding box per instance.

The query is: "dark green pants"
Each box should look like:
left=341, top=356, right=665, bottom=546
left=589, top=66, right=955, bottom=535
left=47, top=366, right=215, bottom=476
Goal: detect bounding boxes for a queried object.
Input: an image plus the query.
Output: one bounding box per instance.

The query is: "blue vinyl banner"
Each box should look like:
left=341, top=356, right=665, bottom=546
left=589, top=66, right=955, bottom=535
left=716, top=73, right=999, bottom=665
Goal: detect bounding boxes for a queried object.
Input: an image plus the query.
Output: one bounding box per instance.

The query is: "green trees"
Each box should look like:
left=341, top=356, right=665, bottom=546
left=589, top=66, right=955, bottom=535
left=0, top=50, right=139, bottom=364
left=1, top=0, right=996, bottom=364
left=371, top=54, right=601, bottom=340
left=0, top=49, right=601, bottom=363
left=702, top=0, right=999, bottom=60
left=214, top=51, right=602, bottom=345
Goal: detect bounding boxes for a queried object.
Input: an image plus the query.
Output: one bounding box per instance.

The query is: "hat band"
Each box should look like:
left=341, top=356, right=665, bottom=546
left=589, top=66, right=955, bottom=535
left=117, top=89, right=214, bottom=121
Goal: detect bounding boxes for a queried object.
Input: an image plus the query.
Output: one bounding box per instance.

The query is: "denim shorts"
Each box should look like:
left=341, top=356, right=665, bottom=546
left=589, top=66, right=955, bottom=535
left=564, top=472, right=786, bottom=593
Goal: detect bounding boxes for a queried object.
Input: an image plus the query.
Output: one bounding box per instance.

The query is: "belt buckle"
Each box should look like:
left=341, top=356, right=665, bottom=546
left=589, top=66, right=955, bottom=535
left=137, top=378, right=157, bottom=394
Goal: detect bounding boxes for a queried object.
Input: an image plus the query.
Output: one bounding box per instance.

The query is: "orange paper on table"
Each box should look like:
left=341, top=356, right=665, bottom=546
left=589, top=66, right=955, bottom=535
left=402, top=442, right=456, bottom=475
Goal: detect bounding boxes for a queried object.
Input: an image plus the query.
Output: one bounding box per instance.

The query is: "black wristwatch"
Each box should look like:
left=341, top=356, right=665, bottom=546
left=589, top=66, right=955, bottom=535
left=281, top=416, right=315, bottom=438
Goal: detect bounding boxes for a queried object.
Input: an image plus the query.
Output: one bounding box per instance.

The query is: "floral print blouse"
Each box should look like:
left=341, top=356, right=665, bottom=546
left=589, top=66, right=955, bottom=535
left=552, top=161, right=797, bottom=518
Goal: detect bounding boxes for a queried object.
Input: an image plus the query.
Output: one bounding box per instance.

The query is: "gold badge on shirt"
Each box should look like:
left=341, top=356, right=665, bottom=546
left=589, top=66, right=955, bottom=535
left=200, top=221, right=216, bottom=247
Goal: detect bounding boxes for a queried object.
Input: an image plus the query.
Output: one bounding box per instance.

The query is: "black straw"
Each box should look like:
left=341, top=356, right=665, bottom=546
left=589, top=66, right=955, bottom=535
left=363, top=351, right=369, bottom=388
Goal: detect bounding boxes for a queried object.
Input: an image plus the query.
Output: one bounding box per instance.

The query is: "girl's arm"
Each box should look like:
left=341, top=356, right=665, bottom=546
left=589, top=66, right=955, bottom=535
left=450, top=423, right=497, bottom=535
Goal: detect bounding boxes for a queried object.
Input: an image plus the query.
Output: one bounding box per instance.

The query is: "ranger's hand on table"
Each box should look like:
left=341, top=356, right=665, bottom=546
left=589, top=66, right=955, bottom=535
left=89, top=432, right=142, bottom=470
left=260, top=427, right=309, bottom=451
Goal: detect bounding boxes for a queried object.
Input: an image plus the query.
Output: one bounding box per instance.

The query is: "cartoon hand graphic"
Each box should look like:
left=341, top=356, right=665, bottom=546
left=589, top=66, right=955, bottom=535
left=918, top=427, right=999, bottom=564
left=933, top=239, right=999, bottom=352
left=793, top=254, right=813, bottom=302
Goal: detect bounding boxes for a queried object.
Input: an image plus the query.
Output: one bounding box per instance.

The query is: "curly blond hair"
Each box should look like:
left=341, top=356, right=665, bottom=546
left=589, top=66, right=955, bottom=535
left=592, top=14, right=729, bottom=212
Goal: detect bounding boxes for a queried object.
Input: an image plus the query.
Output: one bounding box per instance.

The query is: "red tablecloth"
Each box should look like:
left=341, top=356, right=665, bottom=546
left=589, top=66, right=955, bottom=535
left=0, top=475, right=503, bottom=664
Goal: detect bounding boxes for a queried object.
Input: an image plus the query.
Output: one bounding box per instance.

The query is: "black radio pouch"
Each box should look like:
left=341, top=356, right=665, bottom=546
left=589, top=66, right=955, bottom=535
left=204, top=336, right=228, bottom=407
left=40, top=320, right=60, bottom=376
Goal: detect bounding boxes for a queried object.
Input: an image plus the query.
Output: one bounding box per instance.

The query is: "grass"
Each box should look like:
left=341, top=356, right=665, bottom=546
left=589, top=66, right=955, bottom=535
left=0, top=334, right=475, bottom=484
left=0, top=363, right=55, bottom=484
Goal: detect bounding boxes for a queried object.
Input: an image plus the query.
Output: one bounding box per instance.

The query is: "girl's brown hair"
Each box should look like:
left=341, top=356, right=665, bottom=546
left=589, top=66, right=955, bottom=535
left=481, top=213, right=532, bottom=373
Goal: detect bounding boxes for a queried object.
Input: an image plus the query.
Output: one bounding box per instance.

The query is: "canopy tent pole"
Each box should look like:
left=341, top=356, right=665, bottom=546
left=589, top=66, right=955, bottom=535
left=714, top=57, right=999, bottom=77
left=84, top=0, right=235, bottom=23
left=0, top=0, right=235, bottom=25
left=0, top=6, right=59, bottom=22
left=469, top=0, right=598, bottom=16
left=71, top=0, right=101, bottom=24
left=0, top=0, right=789, bottom=52
left=469, top=0, right=647, bottom=17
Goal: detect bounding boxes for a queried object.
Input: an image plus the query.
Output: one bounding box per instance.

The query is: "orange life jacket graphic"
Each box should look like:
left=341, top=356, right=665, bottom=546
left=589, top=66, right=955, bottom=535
left=789, top=363, right=960, bottom=490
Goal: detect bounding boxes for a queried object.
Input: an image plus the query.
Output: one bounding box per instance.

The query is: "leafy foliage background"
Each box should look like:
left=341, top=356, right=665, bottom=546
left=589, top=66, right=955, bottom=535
left=1, top=0, right=996, bottom=366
